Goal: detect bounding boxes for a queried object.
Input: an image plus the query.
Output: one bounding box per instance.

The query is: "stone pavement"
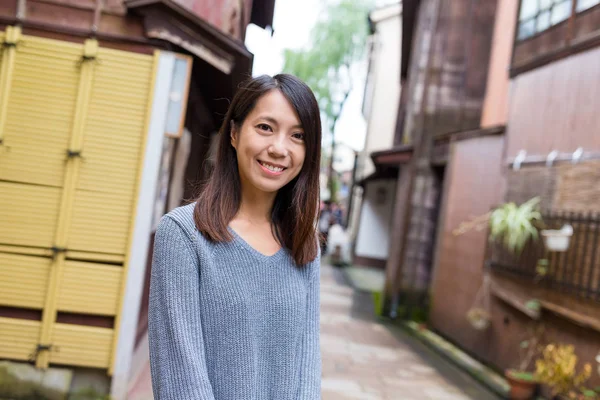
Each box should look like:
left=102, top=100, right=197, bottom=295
left=320, top=264, right=500, bottom=400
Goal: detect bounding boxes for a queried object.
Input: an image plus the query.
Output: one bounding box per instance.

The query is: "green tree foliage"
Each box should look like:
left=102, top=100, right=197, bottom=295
left=282, top=0, right=370, bottom=201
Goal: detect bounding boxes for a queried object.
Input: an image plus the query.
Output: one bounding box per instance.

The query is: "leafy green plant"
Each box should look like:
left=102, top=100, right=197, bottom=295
left=525, top=299, right=541, bottom=314
left=489, top=197, right=542, bottom=254
left=536, top=258, right=549, bottom=279
left=515, top=323, right=545, bottom=372
left=452, top=197, right=543, bottom=254
left=535, top=343, right=594, bottom=399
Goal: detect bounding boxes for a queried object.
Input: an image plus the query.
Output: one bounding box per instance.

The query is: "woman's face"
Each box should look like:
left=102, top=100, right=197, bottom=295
left=231, top=90, right=306, bottom=195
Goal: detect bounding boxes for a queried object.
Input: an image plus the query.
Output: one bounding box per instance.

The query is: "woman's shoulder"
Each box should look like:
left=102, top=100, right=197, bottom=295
left=157, top=203, right=201, bottom=244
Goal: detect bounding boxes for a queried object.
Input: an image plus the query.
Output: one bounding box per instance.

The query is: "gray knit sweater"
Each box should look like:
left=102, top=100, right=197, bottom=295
left=148, top=203, right=321, bottom=400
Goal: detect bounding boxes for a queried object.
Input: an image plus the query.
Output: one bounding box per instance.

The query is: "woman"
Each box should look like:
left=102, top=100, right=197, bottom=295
left=148, top=74, right=322, bottom=400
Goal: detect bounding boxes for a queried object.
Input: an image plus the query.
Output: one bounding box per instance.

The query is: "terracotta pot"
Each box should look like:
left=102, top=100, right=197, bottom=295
left=505, top=370, right=538, bottom=400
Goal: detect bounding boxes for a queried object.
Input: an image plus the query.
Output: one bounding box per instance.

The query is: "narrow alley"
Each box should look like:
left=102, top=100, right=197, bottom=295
left=320, top=264, right=499, bottom=400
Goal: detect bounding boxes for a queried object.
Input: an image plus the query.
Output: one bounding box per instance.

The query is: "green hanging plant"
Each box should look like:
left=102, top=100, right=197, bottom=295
left=489, top=197, right=542, bottom=255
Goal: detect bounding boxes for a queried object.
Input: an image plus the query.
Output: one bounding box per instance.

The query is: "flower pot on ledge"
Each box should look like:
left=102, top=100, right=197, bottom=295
left=541, top=225, right=573, bottom=252
left=505, top=369, right=538, bottom=400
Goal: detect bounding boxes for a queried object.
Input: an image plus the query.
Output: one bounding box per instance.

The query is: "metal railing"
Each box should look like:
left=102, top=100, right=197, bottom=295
left=487, top=210, right=600, bottom=301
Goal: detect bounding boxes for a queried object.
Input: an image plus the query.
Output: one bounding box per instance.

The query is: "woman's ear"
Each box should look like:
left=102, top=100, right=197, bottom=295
left=230, top=120, right=238, bottom=149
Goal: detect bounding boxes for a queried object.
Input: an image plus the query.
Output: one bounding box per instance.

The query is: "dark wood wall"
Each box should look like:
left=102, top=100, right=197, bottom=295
left=401, top=0, right=498, bottom=144
left=429, top=135, right=506, bottom=357
left=506, top=45, right=600, bottom=159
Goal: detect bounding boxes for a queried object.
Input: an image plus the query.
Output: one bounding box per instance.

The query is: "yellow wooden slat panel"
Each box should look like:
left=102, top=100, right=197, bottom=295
left=57, top=260, right=122, bottom=316
left=0, top=317, right=41, bottom=361
left=76, top=47, right=152, bottom=196
left=68, top=190, right=133, bottom=254
left=0, top=34, right=81, bottom=187
left=21, top=33, right=82, bottom=54
left=50, top=323, right=113, bottom=368
left=68, top=46, right=153, bottom=255
left=0, top=253, right=51, bottom=309
left=0, top=181, right=62, bottom=248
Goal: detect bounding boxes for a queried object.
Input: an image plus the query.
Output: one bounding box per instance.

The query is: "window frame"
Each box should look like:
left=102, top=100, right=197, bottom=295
left=511, top=0, right=600, bottom=76
left=517, top=0, right=575, bottom=41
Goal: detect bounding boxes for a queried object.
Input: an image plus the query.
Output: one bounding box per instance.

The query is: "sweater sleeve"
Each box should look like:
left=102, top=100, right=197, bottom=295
left=148, top=216, right=216, bottom=400
left=297, top=256, right=322, bottom=399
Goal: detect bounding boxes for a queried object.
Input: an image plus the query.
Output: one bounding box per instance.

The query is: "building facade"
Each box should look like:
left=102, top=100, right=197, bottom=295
left=372, top=0, right=600, bottom=391
left=352, top=3, right=402, bottom=269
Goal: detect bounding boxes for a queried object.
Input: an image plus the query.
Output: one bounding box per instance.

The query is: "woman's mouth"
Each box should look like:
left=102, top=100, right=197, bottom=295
left=257, top=160, right=287, bottom=175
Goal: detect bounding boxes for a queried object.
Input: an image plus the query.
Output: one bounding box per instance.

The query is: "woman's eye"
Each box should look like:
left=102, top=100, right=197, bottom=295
left=292, top=132, right=305, bottom=141
left=257, top=123, right=272, bottom=132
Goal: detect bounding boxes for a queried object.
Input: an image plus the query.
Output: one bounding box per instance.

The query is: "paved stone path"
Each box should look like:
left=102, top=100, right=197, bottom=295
left=320, top=264, right=499, bottom=400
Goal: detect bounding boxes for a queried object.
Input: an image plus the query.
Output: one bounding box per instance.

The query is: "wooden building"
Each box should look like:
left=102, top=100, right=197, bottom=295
left=372, top=0, right=600, bottom=390
left=0, top=0, right=275, bottom=398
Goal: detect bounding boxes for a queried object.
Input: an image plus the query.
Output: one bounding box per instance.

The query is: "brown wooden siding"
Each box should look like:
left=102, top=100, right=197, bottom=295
left=401, top=0, right=497, bottom=143
left=506, top=45, right=600, bottom=159
left=489, top=273, right=600, bottom=388
left=429, top=135, right=506, bottom=358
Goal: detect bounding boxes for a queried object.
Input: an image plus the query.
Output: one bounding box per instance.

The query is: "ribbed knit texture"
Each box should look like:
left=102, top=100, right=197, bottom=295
left=148, top=203, right=321, bottom=400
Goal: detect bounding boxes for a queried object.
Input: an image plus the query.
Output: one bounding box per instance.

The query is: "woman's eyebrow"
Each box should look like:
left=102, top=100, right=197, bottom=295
left=256, top=115, right=302, bottom=129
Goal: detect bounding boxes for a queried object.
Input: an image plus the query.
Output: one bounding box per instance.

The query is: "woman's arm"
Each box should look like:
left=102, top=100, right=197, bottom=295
left=148, top=216, right=216, bottom=400
left=297, top=255, right=322, bottom=399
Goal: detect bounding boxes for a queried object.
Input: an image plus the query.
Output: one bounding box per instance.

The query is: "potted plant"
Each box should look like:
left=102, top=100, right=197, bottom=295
left=489, top=197, right=542, bottom=255
left=534, top=343, right=595, bottom=400
left=466, top=274, right=492, bottom=330
left=541, top=224, right=574, bottom=252
left=505, top=324, right=545, bottom=400
left=453, top=197, right=543, bottom=255
left=466, top=307, right=491, bottom=330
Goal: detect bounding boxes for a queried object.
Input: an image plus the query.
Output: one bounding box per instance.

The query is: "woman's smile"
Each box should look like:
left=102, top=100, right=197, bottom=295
left=257, top=159, right=287, bottom=176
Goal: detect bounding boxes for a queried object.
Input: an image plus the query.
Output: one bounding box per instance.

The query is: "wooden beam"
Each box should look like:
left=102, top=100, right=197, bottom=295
left=540, top=300, right=600, bottom=333
left=491, top=283, right=541, bottom=319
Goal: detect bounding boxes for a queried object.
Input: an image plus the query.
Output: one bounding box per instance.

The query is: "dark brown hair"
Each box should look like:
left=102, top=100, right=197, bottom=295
left=194, top=74, right=322, bottom=265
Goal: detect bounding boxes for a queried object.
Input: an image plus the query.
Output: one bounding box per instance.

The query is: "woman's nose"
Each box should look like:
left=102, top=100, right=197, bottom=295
left=268, top=136, right=289, bottom=157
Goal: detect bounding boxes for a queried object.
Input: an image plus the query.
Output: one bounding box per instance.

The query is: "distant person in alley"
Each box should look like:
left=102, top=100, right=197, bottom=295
left=148, top=74, right=322, bottom=399
left=319, top=200, right=332, bottom=253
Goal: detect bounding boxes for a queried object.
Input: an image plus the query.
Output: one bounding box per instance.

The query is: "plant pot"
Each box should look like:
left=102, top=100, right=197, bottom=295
left=505, top=370, right=538, bottom=400
left=541, top=225, right=573, bottom=252
left=467, top=308, right=491, bottom=330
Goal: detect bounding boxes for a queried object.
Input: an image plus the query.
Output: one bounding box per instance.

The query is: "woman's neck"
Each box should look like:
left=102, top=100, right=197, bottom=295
left=236, top=186, right=276, bottom=226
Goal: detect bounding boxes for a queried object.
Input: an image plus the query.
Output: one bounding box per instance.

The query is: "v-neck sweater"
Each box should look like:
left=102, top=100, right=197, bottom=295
left=148, top=203, right=321, bottom=400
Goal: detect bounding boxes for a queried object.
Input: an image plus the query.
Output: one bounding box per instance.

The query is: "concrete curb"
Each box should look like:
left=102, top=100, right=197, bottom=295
left=402, top=321, right=511, bottom=399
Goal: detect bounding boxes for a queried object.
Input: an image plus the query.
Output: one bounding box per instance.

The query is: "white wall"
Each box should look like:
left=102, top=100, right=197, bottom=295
left=358, top=5, right=402, bottom=179
left=110, top=52, right=176, bottom=400
left=355, top=179, right=396, bottom=260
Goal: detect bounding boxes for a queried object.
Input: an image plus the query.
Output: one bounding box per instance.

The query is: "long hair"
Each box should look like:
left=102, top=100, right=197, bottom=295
left=194, top=74, right=322, bottom=265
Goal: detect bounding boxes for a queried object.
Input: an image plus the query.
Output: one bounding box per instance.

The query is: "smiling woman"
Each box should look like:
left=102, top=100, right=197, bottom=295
left=232, top=90, right=307, bottom=200
left=196, top=74, right=322, bottom=264
left=148, top=74, right=323, bottom=400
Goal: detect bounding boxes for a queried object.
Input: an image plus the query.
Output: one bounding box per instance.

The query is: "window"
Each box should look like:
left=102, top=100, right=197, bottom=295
left=517, top=0, right=573, bottom=40
left=577, top=0, right=600, bottom=12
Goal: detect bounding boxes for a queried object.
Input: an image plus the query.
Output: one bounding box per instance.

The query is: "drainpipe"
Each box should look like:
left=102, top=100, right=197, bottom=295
left=92, top=0, right=104, bottom=35
left=16, top=0, right=26, bottom=21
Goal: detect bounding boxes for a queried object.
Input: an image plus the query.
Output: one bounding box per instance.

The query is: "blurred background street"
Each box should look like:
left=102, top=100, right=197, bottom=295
left=319, top=263, right=499, bottom=400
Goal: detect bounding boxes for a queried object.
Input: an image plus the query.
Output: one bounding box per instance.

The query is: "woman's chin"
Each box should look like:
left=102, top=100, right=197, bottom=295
left=249, top=178, right=286, bottom=194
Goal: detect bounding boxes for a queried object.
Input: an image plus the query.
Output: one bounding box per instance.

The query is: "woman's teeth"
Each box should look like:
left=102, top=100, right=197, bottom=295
left=259, top=161, right=284, bottom=172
